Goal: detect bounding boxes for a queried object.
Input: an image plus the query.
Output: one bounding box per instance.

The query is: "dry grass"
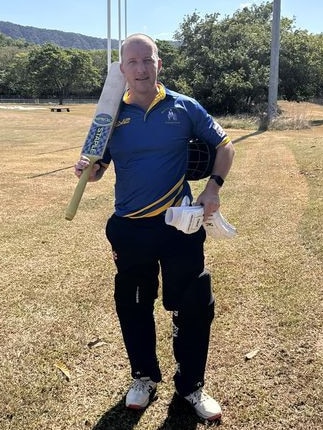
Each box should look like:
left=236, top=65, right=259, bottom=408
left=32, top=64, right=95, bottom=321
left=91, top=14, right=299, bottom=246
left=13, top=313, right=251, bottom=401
left=217, top=100, right=323, bottom=132
left=0, top=102, right=322, bottom=430
left=216, top=115, right=259, bottom=130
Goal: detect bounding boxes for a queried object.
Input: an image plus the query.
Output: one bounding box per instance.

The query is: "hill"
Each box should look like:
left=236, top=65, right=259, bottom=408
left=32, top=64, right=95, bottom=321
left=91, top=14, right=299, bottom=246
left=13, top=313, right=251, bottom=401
left=0, top=21, right=119, bottom=50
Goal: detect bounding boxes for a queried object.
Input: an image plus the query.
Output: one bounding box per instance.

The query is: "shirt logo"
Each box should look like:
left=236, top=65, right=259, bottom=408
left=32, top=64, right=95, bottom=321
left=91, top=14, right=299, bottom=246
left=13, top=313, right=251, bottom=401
left=116, top=117, right=131, bottom=127
left=212, top=121, right=226, bottom=138
left=164, top=108, right=180, bottom=124
left=168, top=109, right=178, bottom=121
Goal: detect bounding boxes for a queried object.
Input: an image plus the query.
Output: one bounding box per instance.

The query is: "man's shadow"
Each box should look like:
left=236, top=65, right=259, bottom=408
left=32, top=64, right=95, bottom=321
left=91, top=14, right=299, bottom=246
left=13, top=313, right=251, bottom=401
left=92, top=395, right=145, bottom=430
left=92, top=393, right=220, bottom=430
left=156, top=394, right=221, bottom=429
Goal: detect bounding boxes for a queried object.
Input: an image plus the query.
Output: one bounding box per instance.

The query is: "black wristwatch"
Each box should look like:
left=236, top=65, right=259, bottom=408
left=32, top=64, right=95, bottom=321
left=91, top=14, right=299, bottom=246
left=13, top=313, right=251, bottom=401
left=210, top=174, right=224, bottom=187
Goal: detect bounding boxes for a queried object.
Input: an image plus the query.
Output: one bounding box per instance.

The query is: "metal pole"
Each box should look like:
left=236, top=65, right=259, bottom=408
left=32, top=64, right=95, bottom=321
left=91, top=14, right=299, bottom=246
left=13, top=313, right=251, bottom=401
left=267, top=0, right=281, bottom=123
left=107, top=1, right=127, bottom=67
left=118, top=0, right=122, bottom=60
left=107, top=0, right=111, bottom=71
left=124, top=0, right=128, bottom=38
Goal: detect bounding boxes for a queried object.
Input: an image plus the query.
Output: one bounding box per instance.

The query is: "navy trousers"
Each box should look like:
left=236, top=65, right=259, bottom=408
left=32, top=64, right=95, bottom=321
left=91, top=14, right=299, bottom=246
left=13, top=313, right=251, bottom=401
left=106, top=213, right=215, bottom=396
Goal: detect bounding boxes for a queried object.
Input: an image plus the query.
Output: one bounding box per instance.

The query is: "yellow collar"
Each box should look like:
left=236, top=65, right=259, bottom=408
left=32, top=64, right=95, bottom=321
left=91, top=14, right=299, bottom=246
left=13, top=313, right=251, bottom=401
left=123, top=84, right=166, bottom=111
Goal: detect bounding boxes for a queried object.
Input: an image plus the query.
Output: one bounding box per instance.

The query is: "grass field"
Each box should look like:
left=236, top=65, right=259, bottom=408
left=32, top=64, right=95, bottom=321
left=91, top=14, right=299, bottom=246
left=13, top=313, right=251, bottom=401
left=0, top=101, right=322, bottom=430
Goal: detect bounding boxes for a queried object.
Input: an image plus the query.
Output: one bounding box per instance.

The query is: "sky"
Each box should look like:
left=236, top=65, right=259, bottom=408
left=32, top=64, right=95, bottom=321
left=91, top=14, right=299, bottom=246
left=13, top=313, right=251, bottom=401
left=1, top=0, right=322, bottom=40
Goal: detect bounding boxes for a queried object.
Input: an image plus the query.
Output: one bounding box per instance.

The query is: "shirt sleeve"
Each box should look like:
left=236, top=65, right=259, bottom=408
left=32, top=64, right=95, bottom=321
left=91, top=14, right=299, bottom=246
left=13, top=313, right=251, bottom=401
left=187, top=98, right=231, bottom=147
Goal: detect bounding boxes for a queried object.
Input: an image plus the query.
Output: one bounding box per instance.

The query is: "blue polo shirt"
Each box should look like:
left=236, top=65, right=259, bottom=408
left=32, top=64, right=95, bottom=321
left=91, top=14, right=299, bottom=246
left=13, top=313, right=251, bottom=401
left=102, top=84, right=230, bottom=218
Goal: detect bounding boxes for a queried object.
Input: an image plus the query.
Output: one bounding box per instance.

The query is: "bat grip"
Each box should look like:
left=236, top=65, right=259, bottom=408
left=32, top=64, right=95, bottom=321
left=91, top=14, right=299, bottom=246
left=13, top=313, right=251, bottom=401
left=65, top=163, right=93, bottom=221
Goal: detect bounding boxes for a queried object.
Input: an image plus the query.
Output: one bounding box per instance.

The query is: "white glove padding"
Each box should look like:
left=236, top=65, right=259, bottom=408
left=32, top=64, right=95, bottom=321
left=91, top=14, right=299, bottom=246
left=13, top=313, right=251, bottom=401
left=165, top=205, right=204, bottom=234
left=165, top=201, right=237, bottom=239
left=203, top=210, right=237, bottom=240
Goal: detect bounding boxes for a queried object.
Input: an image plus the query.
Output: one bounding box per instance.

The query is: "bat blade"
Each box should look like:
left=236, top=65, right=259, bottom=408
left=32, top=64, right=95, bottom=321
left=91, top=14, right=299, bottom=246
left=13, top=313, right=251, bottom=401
left=65, top=62, right=126, bottom=221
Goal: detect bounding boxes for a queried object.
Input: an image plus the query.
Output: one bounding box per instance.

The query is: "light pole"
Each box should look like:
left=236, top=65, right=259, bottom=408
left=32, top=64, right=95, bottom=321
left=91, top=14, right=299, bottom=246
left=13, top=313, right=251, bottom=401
left=118, top=0, right=122, bottom=57
left=124, top=0, right=128, bottom=38
left=267, top=0, right=281, bottom=124
left=107, top=0, right=111, bottom=71
left=107, top=0, right=127, bottom=71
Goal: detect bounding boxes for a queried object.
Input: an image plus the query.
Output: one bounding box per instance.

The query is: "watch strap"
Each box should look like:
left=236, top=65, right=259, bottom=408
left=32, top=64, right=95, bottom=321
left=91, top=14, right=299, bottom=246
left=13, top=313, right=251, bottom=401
left=210, top=174, right=224, bottom=187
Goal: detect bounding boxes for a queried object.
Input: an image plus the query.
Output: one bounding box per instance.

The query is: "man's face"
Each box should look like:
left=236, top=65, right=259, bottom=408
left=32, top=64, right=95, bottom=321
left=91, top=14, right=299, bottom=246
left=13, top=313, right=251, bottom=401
left=121, top=39, right=162, bottom=95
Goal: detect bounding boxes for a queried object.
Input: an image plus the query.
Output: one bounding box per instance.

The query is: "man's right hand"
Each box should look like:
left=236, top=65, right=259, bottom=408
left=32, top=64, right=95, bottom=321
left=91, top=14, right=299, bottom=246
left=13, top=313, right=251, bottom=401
left=74, top=156, right=102, bottom=182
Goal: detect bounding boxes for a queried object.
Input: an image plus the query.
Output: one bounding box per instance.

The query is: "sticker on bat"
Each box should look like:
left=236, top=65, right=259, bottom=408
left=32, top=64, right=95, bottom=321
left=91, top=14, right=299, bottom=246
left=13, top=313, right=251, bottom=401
left=94, top=113, right=113, bottom=126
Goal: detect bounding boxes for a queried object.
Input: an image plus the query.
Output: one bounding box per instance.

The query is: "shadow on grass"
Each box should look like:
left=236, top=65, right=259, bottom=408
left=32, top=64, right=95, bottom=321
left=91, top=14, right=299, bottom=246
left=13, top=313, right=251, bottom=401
left=156, top=393, right=221, bottom=429
left=233, top=130, right=266, bottom=145
left=92, top=393, right=220, bottom=430
left=92, top=395, right=146, bottom=430
left=310, top=119, right=323, bottom=127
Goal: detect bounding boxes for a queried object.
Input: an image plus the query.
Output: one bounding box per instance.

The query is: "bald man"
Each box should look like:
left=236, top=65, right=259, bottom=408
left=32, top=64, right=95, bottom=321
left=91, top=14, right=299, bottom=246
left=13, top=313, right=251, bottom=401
left=74, top=33, right=234, bottom=422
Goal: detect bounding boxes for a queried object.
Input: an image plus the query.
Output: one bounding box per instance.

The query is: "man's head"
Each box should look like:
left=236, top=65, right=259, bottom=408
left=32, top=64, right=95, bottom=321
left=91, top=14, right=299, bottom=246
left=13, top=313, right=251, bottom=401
left=121, top=33, right=160, bottom=61
left=120, top=34, right=162, bottom=97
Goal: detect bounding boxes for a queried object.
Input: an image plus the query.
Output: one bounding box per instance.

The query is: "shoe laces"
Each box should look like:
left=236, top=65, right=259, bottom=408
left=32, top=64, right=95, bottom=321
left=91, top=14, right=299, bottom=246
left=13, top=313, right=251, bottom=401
left=131, top=377, right=152, bottom=392
left=187, top=388, right=210, bottom=405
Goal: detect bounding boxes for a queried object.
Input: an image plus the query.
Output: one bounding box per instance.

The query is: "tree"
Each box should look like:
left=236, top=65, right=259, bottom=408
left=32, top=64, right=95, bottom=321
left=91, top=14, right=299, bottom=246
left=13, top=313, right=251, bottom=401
left=27, top=43, right=101, bottom=103
left=173, top=4, right=274, bottom=114
left=2, top=52, right=32, bottom=96
left=0, top=38, right=32, bottom=96
left=280, top=30, right=323, bottom=100
left=89, top=49, right=121, bottom=85
left=156, top=40, right=182, bottom=91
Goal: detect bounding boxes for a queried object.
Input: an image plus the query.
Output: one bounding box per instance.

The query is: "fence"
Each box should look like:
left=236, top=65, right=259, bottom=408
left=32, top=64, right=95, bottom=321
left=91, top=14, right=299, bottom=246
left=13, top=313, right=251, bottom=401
left=0, top=97, right=98, bottom=104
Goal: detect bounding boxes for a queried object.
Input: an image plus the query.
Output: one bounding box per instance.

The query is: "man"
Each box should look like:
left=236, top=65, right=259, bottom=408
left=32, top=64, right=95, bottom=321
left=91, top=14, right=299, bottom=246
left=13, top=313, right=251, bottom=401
left=75, top=33, right=234, bottom=422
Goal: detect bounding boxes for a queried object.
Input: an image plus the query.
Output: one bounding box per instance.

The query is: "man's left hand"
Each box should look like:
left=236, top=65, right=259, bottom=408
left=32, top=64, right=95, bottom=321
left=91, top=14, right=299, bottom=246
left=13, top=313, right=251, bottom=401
left=195, top=180, right=221, bottom=220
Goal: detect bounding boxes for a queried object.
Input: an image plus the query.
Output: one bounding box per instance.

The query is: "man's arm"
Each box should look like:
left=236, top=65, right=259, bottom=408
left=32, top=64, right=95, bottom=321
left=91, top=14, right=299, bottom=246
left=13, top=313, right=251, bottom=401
left=195, top=141, right=235, bottom=220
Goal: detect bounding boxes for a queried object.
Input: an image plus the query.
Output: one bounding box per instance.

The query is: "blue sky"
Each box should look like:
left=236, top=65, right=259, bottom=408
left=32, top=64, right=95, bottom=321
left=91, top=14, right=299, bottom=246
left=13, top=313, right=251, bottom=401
left=1, top=0, right=322, bottom=40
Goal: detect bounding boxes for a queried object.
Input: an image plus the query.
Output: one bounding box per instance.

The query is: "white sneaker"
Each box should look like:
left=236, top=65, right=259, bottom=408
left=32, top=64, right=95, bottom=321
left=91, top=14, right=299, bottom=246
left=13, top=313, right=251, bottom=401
left=125, top=377, right=157, bottom=409
left=184, top=388, right=222, bottom=421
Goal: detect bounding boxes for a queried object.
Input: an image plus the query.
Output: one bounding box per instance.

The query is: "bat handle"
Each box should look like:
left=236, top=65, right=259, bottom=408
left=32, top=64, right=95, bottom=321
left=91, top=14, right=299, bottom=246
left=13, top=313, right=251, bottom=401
left=65, top=163, right=93, bottom=221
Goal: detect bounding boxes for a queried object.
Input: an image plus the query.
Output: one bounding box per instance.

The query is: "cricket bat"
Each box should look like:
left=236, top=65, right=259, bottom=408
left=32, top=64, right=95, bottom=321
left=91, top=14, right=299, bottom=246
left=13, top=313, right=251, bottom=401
left=65, top=62, right=126, bottom=221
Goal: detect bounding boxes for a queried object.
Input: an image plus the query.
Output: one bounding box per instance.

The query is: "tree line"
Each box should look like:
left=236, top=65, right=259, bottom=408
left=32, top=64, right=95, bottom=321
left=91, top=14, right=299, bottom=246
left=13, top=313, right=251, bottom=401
left=0, top=2, right=322, bottom=114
